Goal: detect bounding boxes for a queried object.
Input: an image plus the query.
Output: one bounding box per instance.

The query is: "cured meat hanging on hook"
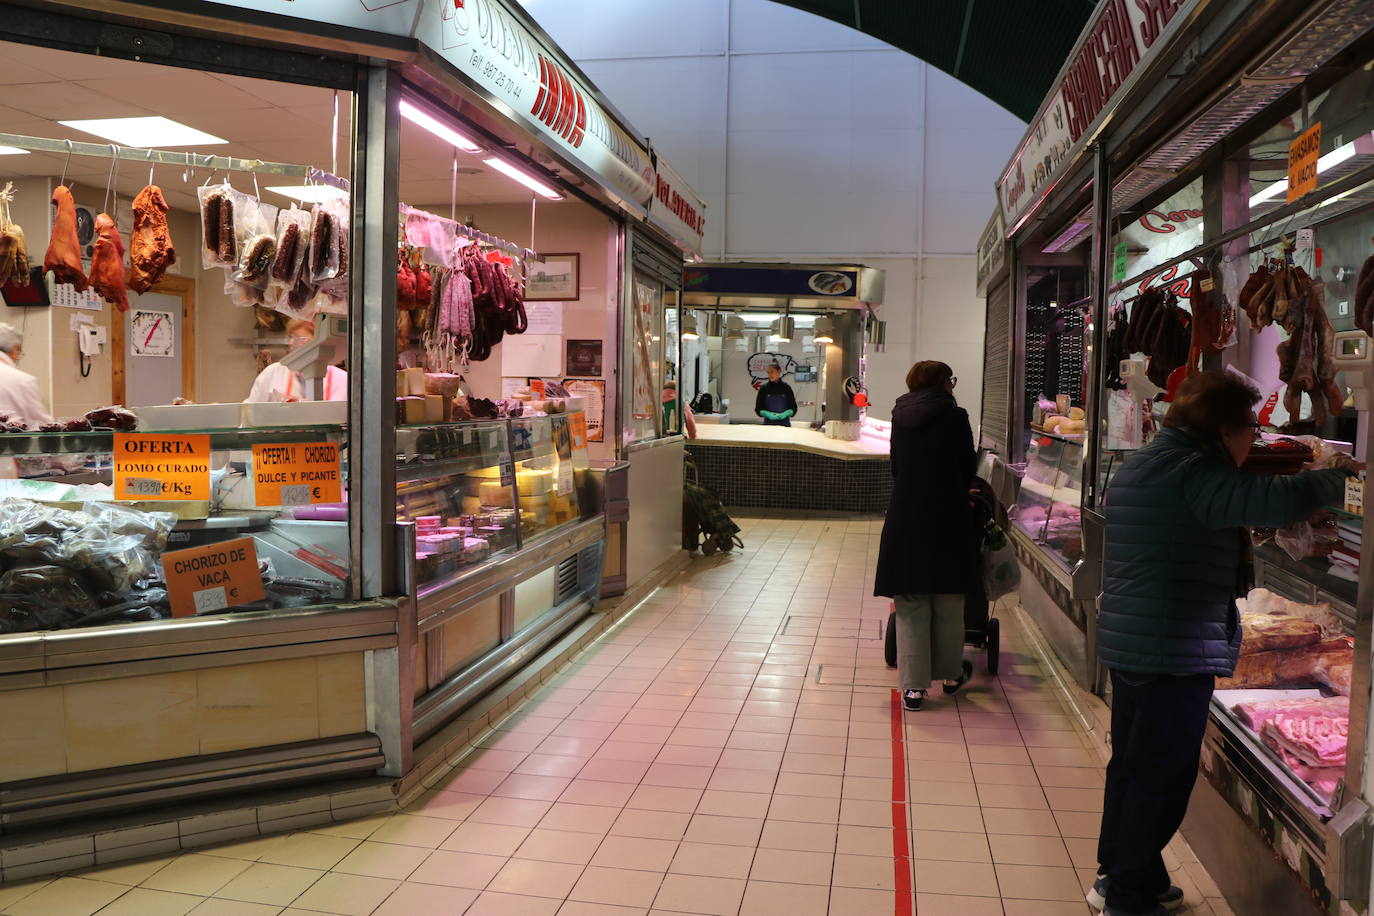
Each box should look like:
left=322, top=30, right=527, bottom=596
left=44, top=185, right=88, bottom=291
left=0, top=182, right=30, bottom=288
left=1355, top=243, right=1374, bottom=337
left=1244, top=259, right=1345, bottom=426
left=129, top=185, right=176, bottom=294
left=88, top=213, right=129, bottom=312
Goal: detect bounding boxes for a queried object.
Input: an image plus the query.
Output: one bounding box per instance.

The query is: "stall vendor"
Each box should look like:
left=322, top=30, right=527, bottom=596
left=246, top=318, right=347, bottom=402
left=0, top=323, right=53, bottom=426
left=755, top=362, right=797, bottom=427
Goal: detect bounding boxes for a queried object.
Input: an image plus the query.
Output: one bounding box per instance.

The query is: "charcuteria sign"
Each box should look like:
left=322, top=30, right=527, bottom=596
left=997, top=0, right=1199, bottom=237
left=188, top=0, right=707, bottom=233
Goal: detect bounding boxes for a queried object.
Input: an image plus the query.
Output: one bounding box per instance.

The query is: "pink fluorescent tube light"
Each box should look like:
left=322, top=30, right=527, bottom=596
left=483, top=156, right=564, bottom=200
left=399, top=99, right=483, bottom=153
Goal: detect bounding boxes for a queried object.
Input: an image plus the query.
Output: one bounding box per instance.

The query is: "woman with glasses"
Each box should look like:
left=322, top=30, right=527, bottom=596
left=1091, top=370, right=1360, bottom=916
left=245, top=318, right=347, bottom=403
left=874, top=360, right=977, bottom=711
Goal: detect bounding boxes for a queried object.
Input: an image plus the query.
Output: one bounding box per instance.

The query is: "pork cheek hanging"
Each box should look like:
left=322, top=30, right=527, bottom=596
left=129, top=185, right=176, bottom=294
left=44, top=185, right=88, bottom=291
left=88, top=212, right=129, bottom=312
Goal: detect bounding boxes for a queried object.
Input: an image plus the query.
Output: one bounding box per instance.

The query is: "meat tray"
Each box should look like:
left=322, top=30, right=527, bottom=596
left=135, top=403, right=244, bottom=430
left=242, top=400, right=347, bottom=428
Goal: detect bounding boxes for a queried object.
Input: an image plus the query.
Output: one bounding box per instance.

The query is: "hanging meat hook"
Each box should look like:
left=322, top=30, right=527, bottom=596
left=103, top=144, right=119, bottom=215
left=59, top=139, right=73, bottom=187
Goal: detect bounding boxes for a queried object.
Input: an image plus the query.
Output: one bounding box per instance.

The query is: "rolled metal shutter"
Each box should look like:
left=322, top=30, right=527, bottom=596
left=980, top=278, right=1011, bottom=454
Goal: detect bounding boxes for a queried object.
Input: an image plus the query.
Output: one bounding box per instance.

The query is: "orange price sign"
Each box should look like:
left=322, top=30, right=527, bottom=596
left=114, top=433, right=211, bottom=501
left=252, top=442, right=342, bottom=507
left=569, top=412, right=588, bottom=452
left=162, top=536, right=266, bottom=618
left=1287, top=122, right=1321, bottom=202
left=531, top=378, right=547, bottom=398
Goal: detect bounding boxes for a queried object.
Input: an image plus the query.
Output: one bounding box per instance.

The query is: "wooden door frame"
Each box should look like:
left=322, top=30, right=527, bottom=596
left=111, top=274, right=197, bottom=405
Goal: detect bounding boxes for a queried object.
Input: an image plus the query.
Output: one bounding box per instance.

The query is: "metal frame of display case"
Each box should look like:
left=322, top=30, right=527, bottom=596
left=980, top=0, right=1374, bottom=910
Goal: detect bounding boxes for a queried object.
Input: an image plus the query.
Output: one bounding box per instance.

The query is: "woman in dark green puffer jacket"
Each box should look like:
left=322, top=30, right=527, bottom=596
left=1091, top=371, right=1358, bottom=916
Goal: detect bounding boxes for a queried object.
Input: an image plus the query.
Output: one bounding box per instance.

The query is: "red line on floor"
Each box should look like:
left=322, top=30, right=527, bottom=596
left=890, top=689, right=915, bottom=916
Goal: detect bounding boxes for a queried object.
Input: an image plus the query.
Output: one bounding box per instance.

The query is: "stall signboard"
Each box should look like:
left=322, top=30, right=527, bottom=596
left=1288, top=123, right=1322, bottom=202
left=648, top=156, right=707, bottom=257
left=114, top=433, right=211, bottom=501
left=996, top=0, right=1198, bottom=236
left=684, top=265, right=862, bottom=300
left=251, top=442, right=343, bottom=507
left=975, top=209, right=1006, bottom=296
left=162, top=537, right=266, bottom=618
left=193, top=0, right=657, bottom=215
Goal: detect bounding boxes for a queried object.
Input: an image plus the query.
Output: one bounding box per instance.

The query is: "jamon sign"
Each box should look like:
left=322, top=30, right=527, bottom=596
left=997, top=0, right=1197, bottom=234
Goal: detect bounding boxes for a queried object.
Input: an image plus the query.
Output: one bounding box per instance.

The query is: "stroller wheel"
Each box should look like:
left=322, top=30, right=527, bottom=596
left=986, top=617, right=1001, bottom=675
left=720, top=536, right=736, bottom=552
left=702, top=537, right=719, bottom=556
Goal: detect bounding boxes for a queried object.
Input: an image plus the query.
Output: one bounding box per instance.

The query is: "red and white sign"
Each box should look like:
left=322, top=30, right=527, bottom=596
left=648, top=156, right=707, bottom=257
left=997, top=0, right=1198, bottom=235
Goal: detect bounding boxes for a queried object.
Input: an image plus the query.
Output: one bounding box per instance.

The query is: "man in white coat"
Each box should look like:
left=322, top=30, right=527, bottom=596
left=0, top=323, right=53, bottom=426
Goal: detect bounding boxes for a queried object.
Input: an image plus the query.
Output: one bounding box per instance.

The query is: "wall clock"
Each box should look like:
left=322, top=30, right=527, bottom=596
left=130, top=309, right=175, bottom=358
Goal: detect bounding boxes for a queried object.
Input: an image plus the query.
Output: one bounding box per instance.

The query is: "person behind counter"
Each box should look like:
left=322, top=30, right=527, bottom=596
left=1091, top=370, right=1360, bottom=916
left=873, top=360, right=975, bottom=712
left=755, top=362, right=797, bottom=426
left=662, top=380, right=696, bottom=439
left=246, top=318, right=347, bottom=402
left=0, top=323, right=53, bottom=426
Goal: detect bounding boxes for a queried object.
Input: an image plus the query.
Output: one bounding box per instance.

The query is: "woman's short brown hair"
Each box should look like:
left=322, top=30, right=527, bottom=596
left=1163, top=370, right=1261, bottom=440
left=906, top=360, right=954, bottom=392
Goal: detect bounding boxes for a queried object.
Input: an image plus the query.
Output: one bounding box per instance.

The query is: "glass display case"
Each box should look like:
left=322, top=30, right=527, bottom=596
left=0, top=424, right=350, bottom=635
left=1013, top=431, right=1084, bottom=570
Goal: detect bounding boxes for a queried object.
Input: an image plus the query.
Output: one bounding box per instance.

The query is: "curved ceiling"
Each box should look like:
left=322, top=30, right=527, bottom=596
left=771, top=0, right=1095, bottom=121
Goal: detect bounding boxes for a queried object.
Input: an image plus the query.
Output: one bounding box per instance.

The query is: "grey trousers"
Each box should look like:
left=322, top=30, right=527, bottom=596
left=894, top=593, right=965, bottom=691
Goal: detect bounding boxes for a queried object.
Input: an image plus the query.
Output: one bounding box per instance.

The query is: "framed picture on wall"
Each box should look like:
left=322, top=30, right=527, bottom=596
left=526, top=253, right=580, bottom=301
left=566, top=339, right=602, bottom=376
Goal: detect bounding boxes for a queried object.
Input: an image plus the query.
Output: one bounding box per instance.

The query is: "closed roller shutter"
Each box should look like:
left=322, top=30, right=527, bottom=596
left=980, top=278, right=1011, bottom=454
left=631, top=230, right=685, bottom=290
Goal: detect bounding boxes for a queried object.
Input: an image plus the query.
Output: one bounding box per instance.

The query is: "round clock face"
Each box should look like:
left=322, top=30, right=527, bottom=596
left=131, top=309, right=174, bottom=358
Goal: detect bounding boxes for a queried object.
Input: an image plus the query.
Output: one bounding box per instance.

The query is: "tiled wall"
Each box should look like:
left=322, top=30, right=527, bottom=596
left=686, top=444, right=891, bottom=512
left=0, top=653, right=366, bottom=783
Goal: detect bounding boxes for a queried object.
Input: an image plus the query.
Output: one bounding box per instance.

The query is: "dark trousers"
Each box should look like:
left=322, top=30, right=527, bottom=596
left=1097, top=669, right=1214, bottom=912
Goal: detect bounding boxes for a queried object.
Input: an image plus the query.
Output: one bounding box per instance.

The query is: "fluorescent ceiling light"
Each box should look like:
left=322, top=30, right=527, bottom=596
left=483, top=157, right=563, bottom=200
left=59, top=116, right=226, bottom=147
left=1248, top=141, right=1362, bottom=207
left=399, top=100, right=483, bottom=154
left=265, top=184, right=349, bottom=204
left=0, top=146, right=28, bottom=156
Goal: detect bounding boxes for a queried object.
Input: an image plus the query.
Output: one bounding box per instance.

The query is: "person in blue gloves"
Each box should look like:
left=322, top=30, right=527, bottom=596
left=755, top=362, right=797, bottom=426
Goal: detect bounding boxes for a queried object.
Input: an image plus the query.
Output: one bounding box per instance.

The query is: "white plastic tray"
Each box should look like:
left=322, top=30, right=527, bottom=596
left=135, top=403, right=243, bottom=430
left=242, top=400, right=347, bottom=428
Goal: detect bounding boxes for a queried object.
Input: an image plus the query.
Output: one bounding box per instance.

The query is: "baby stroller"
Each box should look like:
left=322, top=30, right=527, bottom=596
left=885, top=476, right=1004, bottom=675
left=683, top=453, right=743, bottom=555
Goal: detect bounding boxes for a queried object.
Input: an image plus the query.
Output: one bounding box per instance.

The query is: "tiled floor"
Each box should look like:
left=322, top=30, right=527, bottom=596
left=0, top=516, right=1236, bottom=916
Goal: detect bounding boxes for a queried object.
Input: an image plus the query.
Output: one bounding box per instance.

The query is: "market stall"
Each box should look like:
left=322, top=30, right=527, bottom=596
left=981, top=0, right=1374, bottom=910
left=0, top=0, right=703, bottom=878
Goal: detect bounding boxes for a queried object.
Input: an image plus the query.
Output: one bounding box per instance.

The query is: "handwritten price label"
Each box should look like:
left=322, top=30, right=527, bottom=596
left=125, top=477, right=165, bottom=498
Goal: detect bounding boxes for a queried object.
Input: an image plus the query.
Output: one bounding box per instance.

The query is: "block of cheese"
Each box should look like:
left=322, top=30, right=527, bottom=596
left=424, top=395, right=446, bottom=423
left=461, top=496, right=483, bottom=515
left=424, top=373, right=464, bottom=399
left=516, top=468, right=553, bottom=496
left=479, top=481, right=514, bottom=507
left=399, top=367, right=426, bottom=396
left=397, top=397, right=426, bottom=424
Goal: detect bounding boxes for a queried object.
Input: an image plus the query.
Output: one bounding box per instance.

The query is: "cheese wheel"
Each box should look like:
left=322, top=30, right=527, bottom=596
left=479, top=481, right=514, bottom=507
left=1069, top=407, right=1085, bottom=421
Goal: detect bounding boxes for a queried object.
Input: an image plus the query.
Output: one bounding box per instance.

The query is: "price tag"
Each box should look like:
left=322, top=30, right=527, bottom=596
left=114, top=433, right=211, bottom=501
left=569, top=413, right=588, bottom=452
left=163, top=536, right=266, bottom=618
left=499, top=456, right=515, bottom=488
left=1199, top=277, right=1215, bottom=292
left=531, top=379, right=546, bottom=398
left=252, top=443, right=342, bottom=507
left=557, top=461, right=574, bottom=496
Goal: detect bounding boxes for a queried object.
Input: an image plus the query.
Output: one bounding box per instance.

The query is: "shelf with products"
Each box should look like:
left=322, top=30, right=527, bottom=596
left=0, top=424, right=346, bottom=456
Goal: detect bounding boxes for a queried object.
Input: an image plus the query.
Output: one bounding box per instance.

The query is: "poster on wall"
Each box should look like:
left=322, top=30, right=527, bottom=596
left=563, top=379, right=605, bottom=442
left=747, top=352, right=798, bottom=387
left=524, top=302, right=563, bottom=335
left=526, top=254, right=580, bottom=301
left=566, top=339, right=602, bottom=376
left=630, top=280, right=659, bottom=430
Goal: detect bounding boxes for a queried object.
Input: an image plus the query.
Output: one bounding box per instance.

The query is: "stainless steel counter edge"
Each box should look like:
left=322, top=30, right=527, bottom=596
left=0, top=601, right=402, bottom=686
left=415, top=517, right=606, bottom=633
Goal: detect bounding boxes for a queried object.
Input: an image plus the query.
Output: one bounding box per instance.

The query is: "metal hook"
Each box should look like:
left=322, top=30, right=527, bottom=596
left=182, top=150, right=193, bottom=184
left=201, top=155, right=220, bottom=188
left=104, top=144, right=119, bottom=216
left=146, top=148, right=155, bottom=187
left=59, top=139, right=73, bottom=188
left=252, top=171, right=260, bottom=200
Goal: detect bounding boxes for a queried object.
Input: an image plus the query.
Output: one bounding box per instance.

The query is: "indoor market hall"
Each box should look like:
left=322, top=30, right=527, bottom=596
left=1, top=1, right=1371, bottom=916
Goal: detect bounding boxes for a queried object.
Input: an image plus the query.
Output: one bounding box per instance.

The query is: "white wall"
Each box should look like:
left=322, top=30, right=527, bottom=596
left=525, top=0, right=1024, bottom=427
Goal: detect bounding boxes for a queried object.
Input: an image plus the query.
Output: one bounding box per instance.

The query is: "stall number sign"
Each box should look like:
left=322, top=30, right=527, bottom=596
left=163, top=536, right=265, bottom=618
left=1288, top=123, right=1322, bottom=203
left=569, top=413, right=588, bottom=452
left=114, top=433, right=210, bottom=500
left=252, top=442, right=342, bottom=506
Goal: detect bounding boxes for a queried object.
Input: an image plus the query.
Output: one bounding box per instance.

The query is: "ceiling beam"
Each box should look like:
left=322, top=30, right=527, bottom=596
left=953, top=0, right=976, bottom=77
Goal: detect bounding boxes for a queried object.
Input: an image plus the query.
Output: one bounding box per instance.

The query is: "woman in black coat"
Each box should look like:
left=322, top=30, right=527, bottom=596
left=874, top=360, right=977, bottom=710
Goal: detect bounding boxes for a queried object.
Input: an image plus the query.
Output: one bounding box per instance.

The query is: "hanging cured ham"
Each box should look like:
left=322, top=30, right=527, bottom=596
left=129, top=185, right=176, bottom=294
left=44, top=185, right=88, bottom=291
left=0, top=183, right=30, bottom=288
left=88, top=212, right=129, bottom=312
left=1242, top=259, right=1344, bottom=425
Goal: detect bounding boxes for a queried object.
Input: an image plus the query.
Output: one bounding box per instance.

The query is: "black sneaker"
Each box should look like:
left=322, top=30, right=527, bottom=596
left=942, top=660, right=974, bottom=695
left=1087, top=874, right=1185, bottom=912
left=902, top=689, right=925, bottom=711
